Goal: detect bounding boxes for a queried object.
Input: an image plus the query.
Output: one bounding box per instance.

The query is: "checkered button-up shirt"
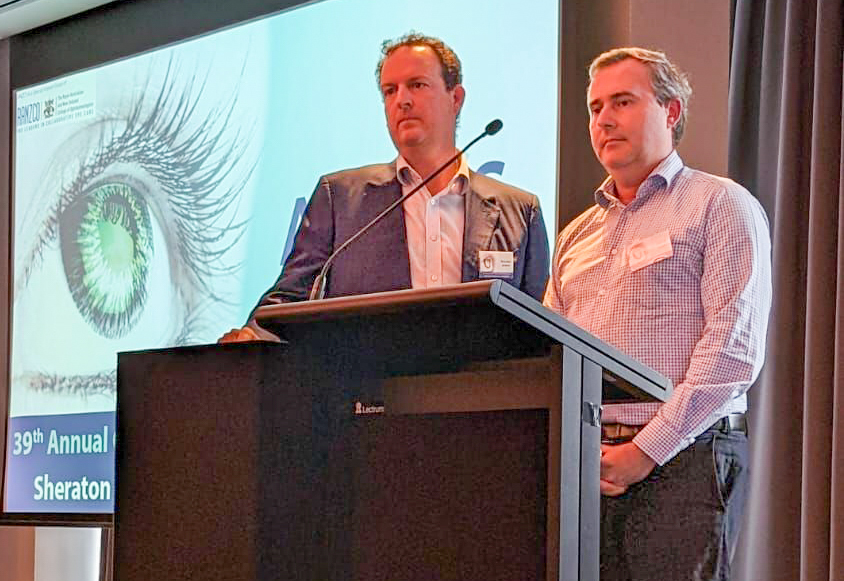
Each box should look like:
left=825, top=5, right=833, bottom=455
left=543, top=151, right=772, bottom=465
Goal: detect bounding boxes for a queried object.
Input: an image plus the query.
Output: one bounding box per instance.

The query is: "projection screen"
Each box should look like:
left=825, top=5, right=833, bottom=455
left=4, top=0, right=559, bottom=514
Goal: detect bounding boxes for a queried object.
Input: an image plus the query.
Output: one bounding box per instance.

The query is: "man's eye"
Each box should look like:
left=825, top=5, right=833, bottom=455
left=60, top=182, right=156, bottom=339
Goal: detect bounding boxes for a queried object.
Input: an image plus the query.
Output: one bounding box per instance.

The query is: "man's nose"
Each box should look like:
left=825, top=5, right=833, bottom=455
left=396, top=85, right=412, bottom=108
left=595, top=107, right=615, bottom=127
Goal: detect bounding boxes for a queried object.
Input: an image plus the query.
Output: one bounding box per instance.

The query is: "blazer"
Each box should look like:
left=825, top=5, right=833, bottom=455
left=252, top=162, right=550, bottom=313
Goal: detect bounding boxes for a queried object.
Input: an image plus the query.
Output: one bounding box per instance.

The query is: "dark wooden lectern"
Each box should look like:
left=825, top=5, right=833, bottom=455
left=115, top=280, right=670, bottom=581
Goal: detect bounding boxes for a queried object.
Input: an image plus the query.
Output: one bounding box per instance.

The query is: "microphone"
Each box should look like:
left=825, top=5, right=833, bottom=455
left=484, top=119, right=503, bottom=136
left=309, top=119, right=503, bottom=300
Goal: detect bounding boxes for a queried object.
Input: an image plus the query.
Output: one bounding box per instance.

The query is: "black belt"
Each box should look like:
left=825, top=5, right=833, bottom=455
left=706, top=412, right=747, bottom=434
left=602, top=413, right=747, bottom=444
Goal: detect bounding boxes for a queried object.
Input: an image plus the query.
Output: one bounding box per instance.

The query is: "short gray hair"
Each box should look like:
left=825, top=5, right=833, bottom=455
left=588, top=47, right=692, bottom=146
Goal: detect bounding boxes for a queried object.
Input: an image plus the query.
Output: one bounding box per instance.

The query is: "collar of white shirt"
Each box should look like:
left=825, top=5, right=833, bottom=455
left=396, top=154, right=470, bottom=196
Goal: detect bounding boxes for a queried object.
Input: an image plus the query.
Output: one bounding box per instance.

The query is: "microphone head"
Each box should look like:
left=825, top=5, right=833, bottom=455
left=485, top=119, right=503, bottom=136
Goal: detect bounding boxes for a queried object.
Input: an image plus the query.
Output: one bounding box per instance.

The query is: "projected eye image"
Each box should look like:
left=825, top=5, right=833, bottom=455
left=11, top=33, right=267, bottom=413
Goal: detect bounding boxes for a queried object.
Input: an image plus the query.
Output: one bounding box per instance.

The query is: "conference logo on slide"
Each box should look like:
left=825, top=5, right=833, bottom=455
left=16, top=74, right=97, bottom=134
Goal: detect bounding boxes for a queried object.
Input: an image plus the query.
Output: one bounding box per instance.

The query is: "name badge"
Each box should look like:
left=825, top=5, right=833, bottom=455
left=627, top=230, right=673, bottom=272
left=478, top=250, right=514, bottom=279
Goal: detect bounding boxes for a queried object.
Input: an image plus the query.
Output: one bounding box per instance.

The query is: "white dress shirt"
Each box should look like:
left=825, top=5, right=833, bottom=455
left=397, top=154, right=469, bottom=288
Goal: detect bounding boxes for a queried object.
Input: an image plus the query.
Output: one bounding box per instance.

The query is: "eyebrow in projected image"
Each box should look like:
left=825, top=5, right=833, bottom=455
left=11, top=41, right=266, bottom=414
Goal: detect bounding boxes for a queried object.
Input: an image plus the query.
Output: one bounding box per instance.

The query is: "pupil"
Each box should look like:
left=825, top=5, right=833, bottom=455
left=99, top=202, right=135, bottom=271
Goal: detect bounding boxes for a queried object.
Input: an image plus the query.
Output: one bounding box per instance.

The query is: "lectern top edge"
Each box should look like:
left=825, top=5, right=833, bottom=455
left=253, top=279, right=497, bottom=323
left=252, top=280, right=672, bottom=403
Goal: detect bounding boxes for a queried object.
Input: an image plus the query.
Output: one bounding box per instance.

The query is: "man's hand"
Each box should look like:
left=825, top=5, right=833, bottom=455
left=217, top=326, right=261, bottom=343
left=599, top=441, right=657, bottom=497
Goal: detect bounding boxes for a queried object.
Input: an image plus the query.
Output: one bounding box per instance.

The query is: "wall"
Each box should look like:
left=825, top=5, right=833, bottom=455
left=557, top=0, right=730, bottom=231
left=0, top=526, right=34, bottom=581
left=0, top=34, right=8, bottom=473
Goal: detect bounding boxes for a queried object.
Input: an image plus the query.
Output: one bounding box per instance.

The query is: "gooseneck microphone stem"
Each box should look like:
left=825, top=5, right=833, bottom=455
left=308, top=119, right=503, bottom=301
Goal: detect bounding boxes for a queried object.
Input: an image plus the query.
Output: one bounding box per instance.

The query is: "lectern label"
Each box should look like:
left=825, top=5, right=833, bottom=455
left=354, top=401, right=385, bottom=415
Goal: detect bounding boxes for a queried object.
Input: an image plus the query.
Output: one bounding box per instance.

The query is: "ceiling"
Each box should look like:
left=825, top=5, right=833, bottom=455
left=0, top=0, right=119, bottom=40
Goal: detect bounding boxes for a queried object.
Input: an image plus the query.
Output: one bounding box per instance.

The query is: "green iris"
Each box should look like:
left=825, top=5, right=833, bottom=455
left=60, top=183, right=154, bottom=338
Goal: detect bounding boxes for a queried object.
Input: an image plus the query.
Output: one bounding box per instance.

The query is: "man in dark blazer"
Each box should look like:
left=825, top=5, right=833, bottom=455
left=220, top=32, right=549, bottom=342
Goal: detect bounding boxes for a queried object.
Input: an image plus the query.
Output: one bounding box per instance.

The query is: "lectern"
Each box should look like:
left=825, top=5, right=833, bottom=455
left=115, top=280, right=670, bottom=581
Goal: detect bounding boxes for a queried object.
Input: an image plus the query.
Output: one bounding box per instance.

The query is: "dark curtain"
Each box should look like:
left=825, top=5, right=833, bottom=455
left=728, top=0, right=843, bottom=580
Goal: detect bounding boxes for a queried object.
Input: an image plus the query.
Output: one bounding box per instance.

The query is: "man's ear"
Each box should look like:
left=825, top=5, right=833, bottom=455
left=453, top=84, right=466, bottom=116
left=665, top=98, right=682, bottom=128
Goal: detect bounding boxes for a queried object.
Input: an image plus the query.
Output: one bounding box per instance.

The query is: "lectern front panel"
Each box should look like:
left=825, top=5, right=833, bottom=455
left=344, top=410, right=548, bottom=581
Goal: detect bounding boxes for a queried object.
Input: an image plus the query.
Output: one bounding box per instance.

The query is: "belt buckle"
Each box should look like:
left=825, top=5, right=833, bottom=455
left=602, top=435, right=635, bottom=445
left=601, top=423, right=638, bottom=445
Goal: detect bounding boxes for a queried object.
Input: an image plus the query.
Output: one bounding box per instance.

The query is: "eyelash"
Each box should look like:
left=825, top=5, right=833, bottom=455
left=26, top=370, right=116, bottom=399
left=24, top=59, right=253, bottom=342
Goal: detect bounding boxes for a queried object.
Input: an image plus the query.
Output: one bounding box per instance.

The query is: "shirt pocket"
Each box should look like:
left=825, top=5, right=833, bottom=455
left=627, top=230, right=673, bottom=272
left=626, top=237, right=703, bottom=313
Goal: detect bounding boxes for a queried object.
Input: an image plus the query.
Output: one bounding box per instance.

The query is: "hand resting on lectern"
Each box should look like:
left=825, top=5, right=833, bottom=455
left=217, top=326, right=262, bottom=343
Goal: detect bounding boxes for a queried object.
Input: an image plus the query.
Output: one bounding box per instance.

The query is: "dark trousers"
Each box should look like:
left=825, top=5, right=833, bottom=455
left=600, top=429, right=749, bottom=581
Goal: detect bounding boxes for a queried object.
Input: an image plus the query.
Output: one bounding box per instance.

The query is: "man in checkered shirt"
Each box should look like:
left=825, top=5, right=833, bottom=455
left=544, top=47, right=772, bottom=580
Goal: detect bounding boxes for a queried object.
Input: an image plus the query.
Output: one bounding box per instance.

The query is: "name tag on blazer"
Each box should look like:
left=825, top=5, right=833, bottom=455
left=478, top=250, right=515, bottom=279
